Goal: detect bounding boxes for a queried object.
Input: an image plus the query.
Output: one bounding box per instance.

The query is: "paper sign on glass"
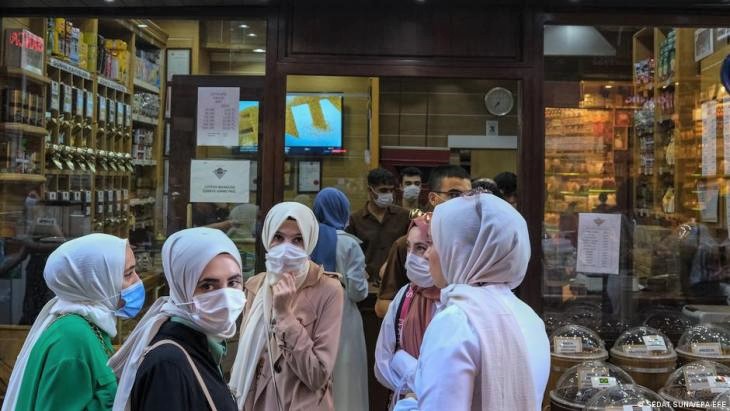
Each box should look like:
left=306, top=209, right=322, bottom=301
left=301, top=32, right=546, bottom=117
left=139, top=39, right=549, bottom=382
left=576, top=213, right=621, bottom=275
left=196, top=87, right=240, bottom=147
left=190, top=159, right=249, bottom=203
left=702, top=100, right=718, bottom=176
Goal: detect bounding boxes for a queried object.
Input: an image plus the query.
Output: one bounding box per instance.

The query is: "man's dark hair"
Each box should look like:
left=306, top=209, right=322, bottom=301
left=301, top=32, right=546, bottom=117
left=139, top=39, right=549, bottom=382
left=494, top=171, right=517, bottom=197
left=401, top=167, right=423, bottom=180
left=472, top=178, right=503, bottom=198
left=428, top=165, right=470, bottom=192
left=367, top=168, right=397, bottom=187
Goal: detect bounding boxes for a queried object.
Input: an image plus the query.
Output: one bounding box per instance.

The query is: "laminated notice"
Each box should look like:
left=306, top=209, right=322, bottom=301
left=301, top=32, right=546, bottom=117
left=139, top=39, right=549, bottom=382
left=577, top=366, right=610, bottom=389
left=642, top=335, right=667, bottom=351
left=691, top=342, right=723, bottom=356
left=554, top=337, right=583, bottom=354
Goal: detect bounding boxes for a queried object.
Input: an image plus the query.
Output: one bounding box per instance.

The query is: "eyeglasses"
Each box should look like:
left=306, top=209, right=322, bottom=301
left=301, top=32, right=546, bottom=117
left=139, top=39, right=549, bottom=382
left=431, top=190, right=466, bottom=199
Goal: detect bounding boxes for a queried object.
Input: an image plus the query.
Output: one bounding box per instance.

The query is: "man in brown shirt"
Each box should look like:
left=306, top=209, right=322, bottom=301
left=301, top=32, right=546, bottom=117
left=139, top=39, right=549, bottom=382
left=374, top=165, right=472, bottom=317
left=347, top=168, right=411, bottom=283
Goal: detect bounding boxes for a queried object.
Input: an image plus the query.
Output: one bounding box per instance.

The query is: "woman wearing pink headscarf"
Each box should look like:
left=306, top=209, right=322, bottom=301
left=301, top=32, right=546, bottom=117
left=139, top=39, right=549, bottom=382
left=394, top=193, right=550, bottom=411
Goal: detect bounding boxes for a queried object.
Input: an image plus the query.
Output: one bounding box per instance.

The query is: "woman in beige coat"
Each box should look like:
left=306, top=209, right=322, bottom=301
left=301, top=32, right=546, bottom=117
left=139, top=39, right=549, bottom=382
left=229, top=202, right=344, bottom=411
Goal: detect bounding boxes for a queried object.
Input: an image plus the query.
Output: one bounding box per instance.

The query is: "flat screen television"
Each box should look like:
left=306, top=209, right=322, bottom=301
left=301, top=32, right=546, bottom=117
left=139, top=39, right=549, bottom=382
left=234, top=93, right=344, bottom=155
left=285, top=93, right=344, bottom=155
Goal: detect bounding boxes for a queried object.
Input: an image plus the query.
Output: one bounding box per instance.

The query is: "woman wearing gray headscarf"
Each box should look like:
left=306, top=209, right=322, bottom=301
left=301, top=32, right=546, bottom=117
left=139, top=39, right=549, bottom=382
left=394, top=193, right=550, bottom=411
left=109, top=227, right=246, bottom=411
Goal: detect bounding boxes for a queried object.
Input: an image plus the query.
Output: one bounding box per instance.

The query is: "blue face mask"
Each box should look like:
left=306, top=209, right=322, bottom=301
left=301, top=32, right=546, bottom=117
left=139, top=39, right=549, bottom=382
left=116, top=281, right=145, bottom=319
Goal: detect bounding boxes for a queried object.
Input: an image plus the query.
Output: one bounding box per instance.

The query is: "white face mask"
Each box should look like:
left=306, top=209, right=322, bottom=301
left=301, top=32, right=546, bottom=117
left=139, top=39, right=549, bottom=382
left=372, top=191, right=394, bottom=208
left=185, top=288, right=246, bottom=339
left=265, top=242, right=309, bottom=285
left=406, top=252, right=434, bottom=288
left=403, top=185, right=421, bottom=201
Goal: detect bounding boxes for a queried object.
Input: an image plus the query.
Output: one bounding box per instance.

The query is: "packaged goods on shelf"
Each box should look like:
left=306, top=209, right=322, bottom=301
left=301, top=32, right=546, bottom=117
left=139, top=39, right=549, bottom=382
left=134, top=49, right=161, bottom=87
left=132, top=92, right=160, bottom=118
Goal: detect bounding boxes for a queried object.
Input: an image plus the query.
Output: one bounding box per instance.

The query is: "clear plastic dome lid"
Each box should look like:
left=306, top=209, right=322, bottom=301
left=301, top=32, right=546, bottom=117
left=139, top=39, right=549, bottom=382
left=660, top=360, right=730, bottom=404
left=550, top=324, right=607, bottom=357
left=677, top=325, right=730, bottom=359
left=550, top=360, right=635, bottom=407
left=710, top=390, right=730, bottom=411
left=611, top=326, right=676, bottom=358
left=585, top=384, right=673, bottom=410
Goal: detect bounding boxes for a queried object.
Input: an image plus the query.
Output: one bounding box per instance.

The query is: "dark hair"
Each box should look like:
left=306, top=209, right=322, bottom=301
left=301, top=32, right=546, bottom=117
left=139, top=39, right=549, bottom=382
left=494, top=171, right=517, bottom=197
left=401, top=167, right=423, bottom=179
left=471, top=178, right=503, bottom=198
left=428, top=165, right=470, bottom=192
left=367, top=168, right=397, bottom=187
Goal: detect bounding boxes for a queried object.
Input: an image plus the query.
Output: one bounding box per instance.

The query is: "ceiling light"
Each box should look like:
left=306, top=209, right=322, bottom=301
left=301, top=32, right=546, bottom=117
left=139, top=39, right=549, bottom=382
left=104, top=0, right=114, bottom=3
left=604, top=85, right=613, bottom=89
left=253, top=48, right=265, bottom=53
left=137, top=24, right=148, bottom=28
left=239, top=24, right=249, bottom=29
left=247, top=33, right=257, bottom=37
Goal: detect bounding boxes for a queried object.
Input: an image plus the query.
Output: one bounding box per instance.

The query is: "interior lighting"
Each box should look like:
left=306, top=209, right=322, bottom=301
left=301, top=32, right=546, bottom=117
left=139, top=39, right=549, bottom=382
left=247, top=33, right=257, bottom=37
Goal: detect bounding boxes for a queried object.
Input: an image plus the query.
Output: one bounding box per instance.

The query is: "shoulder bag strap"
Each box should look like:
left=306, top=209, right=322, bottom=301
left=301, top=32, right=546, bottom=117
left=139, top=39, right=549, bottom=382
left=394, top=285, right=416, bottom=350
left=144, top=339, right=219, bottom=411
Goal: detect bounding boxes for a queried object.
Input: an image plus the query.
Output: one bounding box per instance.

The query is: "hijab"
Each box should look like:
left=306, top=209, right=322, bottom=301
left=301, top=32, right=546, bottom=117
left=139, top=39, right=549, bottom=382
left=311, top=188, right=350, bottom=271
left=109, top=227, right=241, bottom=411
left=229, top=202, right=319, bottom=408
left=3, top=234, right=127, bottom=411
left=430, top=193, right=535, bottom=410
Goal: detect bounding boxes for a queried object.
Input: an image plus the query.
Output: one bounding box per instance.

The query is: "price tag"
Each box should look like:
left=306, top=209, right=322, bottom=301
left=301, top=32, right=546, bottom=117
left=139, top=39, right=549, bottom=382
left=97, top=204, right=104, bottom=214
left=47, top=191, right=57, bottom=201
left=62, top=84, right=72, bottom=114
left=106, top=190, right=114, bottom=202
left=590, top=376, right=617, bottom=389
left=74, top=88, right=83, bottom=116
left=623, top=345, right=650, bottom=355
left=685, top=363, right=718, bottom=391
left=60, top=191, right=70, bottom=202
left=37, top=217, right=56, bottom=225
left=692, top=342, right=723, bottom=356
left=72, top=191, right=82, bottom=202
left=50, top=81, right=60, bottom=112
left=577, top=365, right=610, bottom=389
left=96, top=190, right=105, bottom=203
left=643, top=335, right=667, bottom=352
left=554, top=337, right=583, bottom=354
left=85, top=90, right=93, bottom=119
left=84, top=190, right=92, bottom=204
left=122, top=189, right=129, bottom=200
left=109, top=101, right=116, bottom=125
left=99, top=97, right=107, bottom=122
left=115, top=190, right=122, bottom=202
left=117, top=101, right=124, bottom=125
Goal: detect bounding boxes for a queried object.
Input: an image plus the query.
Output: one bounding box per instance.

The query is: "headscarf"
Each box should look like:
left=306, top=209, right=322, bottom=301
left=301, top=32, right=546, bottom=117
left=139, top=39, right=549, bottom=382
left=109, top=227, right=241, bottom=411
left=311, top=188, right=350, bottom=271
left=430, top=193, right=535, bottom=410
left=400, top=214, right=440, bottom=359
left=3, top=234, right=127, bottom=411
left=229, top=202, right=319, bottom=407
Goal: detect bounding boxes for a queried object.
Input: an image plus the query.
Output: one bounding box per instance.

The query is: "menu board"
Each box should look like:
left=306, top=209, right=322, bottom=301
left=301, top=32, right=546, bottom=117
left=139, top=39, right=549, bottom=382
left=196, top=87, right=239, bottom=147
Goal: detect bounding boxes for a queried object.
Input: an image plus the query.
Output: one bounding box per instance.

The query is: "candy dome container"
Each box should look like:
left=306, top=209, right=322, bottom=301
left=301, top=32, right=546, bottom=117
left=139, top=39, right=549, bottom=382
left=677, top=325, right=730, bottom=367
left=645, top=309, right=695, bottom=347
left=585, top=384, right=674, bottom=410
left=659, top=361, right=730, bottom=411
left=549, top=360, right=634, bottom=411
left=610, top=326, right=677, bottom=391
left=548, top=325, right=609, bottom=400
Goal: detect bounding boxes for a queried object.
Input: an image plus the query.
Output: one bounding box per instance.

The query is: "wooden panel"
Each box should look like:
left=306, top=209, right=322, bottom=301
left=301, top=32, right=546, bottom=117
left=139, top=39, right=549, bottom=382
left=285, top=1, right=524, bottom=62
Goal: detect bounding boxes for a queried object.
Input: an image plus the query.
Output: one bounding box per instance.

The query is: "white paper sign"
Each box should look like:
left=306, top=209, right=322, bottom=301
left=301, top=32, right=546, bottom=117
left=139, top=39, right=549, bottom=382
left=190, top=159, right=249, bottom=203
left=643, top=335, right=667, bottom=351
left=698, top=181, right=720, bottom=223
left=590, top=376, right=617, bottom=389
left=577, top=365, right=610, bottom=389
left=692, top=342, right=723, bottom=356
left=196, top=87, right=239, bottom=147
left=576, top=213, right=621, bottom=275
left=703, top=100, right=718, bottom=176
left=723, top=98, right=730, bottom=175
left=554, top=337, right=583, bottom=354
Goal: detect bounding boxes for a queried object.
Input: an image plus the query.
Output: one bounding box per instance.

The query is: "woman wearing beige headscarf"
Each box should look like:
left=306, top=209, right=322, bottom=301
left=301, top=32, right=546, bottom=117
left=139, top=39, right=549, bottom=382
left=394, top=193, right=550, bottom=411
left=229, top=202, right=344, bottom=411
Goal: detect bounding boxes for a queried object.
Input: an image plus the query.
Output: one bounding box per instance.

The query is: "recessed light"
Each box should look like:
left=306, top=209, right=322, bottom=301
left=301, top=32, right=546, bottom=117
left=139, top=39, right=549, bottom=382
left=104, top=0, right=114, bottom=3
left=137, top=24, right=148, bottom=28
left=253, top=48, right=265, bottom=53
left=604, top=85, right=613, bottom=89
left=239, top=24, right=249, bottom=29
left=247, top=33, right=257, bottom=37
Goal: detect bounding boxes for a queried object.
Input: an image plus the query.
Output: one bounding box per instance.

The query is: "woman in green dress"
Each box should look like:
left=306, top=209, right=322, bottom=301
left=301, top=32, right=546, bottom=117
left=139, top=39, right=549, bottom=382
left=3, top=233, right=144, bottom=411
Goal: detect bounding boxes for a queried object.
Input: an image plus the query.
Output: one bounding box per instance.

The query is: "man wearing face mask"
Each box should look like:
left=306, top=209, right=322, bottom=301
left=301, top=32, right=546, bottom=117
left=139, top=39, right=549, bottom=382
left=374, top=165, right=471, bottom=318
left=400, top=167, right=423, bottom=211
left=109, top=227, right=245, bottom=411
left=347, top=168, right=411, bottom=284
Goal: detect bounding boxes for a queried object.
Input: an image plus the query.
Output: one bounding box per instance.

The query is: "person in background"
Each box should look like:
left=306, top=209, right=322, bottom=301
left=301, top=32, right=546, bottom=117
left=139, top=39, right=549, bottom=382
left=375, top=212, right=439, bottom=409
left=471, top=177, right=503, bottom=198
left=310, top=188, right=369, bottom=411
left=393, top=193, right=549, bottom=411
left=192, top=202, right=233, bottom=231
left=375, top=165, right=471, bottom=318
left=4, top=234, right=142, bottom=411
left=400, top=167, right=423, bottom=210
left=347, top=168, right=410, bottom=284
left=494, top=171, right=518, bottom=208
left=230, top=202, right=344, bottom=411
left=109, top=227, right=245, bottom=411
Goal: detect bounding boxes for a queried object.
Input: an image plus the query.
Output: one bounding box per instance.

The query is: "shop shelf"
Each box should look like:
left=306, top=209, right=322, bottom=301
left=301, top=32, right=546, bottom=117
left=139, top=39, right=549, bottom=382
left=129, top=197, right=156, bottom=206
left=47, top=57, right=92, bottom=80
left=0, top=66, right=51, bottom=84
left=0, top=173, right=46, bottom=183
left=132, top=159, right=157, bottom=166
left=132, top=114, right=158, bottom=127
left=0, top=122, right=48, bottom=136
left=133, top=78, right=160, bottom=94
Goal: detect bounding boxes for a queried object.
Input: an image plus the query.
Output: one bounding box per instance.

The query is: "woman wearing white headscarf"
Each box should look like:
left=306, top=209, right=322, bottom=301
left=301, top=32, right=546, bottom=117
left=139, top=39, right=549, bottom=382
left=3, top=233, right=142, bottom=411
left=394, top=193, right=550, bottom=411
left=229, top=202, right=344, bottom=411
left=109, top=227, right=245, bottom=411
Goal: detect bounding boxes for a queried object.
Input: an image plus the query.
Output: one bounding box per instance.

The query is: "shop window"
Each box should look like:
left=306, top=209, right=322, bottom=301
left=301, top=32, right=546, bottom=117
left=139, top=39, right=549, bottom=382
left=543, top=25, right=730, bottom=357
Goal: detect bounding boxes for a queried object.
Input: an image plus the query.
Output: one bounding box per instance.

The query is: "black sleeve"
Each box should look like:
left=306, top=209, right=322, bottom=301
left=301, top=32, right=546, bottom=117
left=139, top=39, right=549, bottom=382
left=131, top=350, right=202, bottom=411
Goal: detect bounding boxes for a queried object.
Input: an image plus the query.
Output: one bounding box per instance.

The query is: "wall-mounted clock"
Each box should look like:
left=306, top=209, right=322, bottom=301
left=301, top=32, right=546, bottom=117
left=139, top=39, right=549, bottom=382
left=484, top=87, right=514, bottom=116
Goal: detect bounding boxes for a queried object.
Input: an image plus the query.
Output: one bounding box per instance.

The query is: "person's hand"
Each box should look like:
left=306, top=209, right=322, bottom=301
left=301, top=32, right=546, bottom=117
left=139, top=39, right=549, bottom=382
left=272, top=272, right=297, bottom=319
